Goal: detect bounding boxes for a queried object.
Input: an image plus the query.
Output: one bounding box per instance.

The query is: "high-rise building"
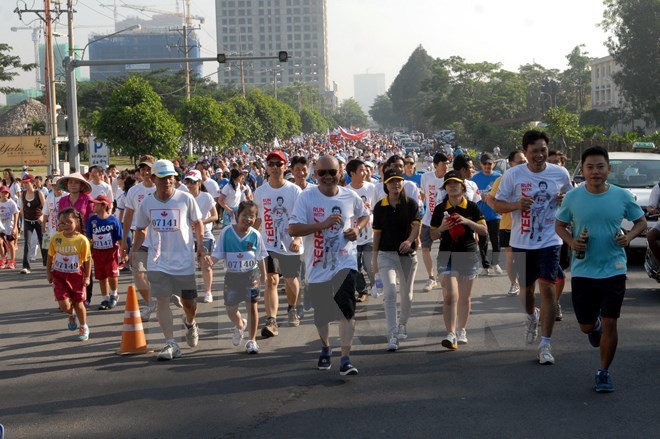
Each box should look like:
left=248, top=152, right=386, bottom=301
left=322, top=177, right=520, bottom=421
left=215, top=0, right=328, bottom=93
left=88, top=16, right=202, bottom=81
left=354, top=73, right=386, bottom=114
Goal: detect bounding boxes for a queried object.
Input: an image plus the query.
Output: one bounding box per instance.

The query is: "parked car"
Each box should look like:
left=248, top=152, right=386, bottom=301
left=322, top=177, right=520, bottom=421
left=572, top=151, right=660, bottom=249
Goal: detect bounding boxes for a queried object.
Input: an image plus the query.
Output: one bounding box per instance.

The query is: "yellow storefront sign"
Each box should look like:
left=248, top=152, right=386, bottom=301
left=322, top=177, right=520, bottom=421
left=0, top=136, right=51, bottom=167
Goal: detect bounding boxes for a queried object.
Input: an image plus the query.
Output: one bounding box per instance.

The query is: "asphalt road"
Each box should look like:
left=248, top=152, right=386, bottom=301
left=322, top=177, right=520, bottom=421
left=1, top=246, right=659, bottom=439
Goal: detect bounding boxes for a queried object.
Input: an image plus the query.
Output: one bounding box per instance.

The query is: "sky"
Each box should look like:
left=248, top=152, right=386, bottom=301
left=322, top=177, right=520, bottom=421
left=2, top=0, right=611, bottom=104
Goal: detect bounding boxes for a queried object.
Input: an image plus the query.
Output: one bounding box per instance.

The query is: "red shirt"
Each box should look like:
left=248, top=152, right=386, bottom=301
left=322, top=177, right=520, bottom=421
left=58, top=193, right=94, bottom=230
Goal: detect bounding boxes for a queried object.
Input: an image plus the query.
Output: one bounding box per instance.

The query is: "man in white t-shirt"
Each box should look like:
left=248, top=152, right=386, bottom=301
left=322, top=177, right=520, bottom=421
left=133, top=159, right=205, bottom=361
left=289, top=155, right=370, bottom=376
left=253, top=150, right=303, bottom=335
left=88, top=165, right=113, bottom=200
left=121, top=156, right=158, bottom=319
left=345, top=159, right=378, bottom=302
left=419, top=152, right=450, bottom=292
left=42, top=176, right=66, bottom=250
left=493, top=130, right=573, bottom=365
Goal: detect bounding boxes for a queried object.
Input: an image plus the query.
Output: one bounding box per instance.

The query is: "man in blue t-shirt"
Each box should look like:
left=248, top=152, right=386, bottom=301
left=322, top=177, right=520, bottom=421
left=556, top=146, right=646, bottom=394
left=472, top=152, right=502, bottom=275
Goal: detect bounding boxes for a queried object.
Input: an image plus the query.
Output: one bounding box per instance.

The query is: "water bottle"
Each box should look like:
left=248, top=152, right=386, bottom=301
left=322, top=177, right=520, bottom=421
left=371, top=274, right=384, bottom=298
left=575, top=228, right=589, bottom=259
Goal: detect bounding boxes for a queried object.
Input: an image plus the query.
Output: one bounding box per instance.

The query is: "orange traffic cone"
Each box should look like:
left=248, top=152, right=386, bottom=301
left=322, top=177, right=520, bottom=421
left=117, top=285, right=148, bottom=355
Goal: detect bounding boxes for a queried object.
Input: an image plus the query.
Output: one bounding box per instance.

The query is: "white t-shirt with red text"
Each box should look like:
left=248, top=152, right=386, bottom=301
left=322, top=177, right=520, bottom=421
left=253, top=180, right=302, bottom=255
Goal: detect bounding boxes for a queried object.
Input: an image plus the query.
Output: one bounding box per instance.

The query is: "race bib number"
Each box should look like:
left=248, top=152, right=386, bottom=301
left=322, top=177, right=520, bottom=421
left=226, top=251, right=257, bottom=272
left=93, top=233, right=113, bottom=250
left=54, top=253, right=81, bottom=273
left=150, top=209, right=180, bottom=232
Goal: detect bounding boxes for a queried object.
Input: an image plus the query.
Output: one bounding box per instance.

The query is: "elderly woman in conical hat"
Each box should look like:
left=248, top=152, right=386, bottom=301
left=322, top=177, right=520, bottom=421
left=57, top=172, right=94, bottom=228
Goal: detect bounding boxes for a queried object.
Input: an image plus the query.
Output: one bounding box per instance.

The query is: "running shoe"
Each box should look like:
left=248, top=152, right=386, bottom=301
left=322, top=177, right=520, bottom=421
left=98, top=299, right=110, bottom=310
left=0, top=258, right=5, bottom=269
left=157, top=342, right=182, bottom=361
left=67, top=314, right=77, bottom=330
left=478, top=267, right=489, bottom=277
left=588, top=317, right=602, bottom=348
left=202, top=292, right=213, bottom=304
left=108, top=294, right=118, bottom=309
left=423, top=279, right=437, bottom=292
left=288, top=308, right=300, bottom=327
left=246, top=340, right=260, bottom=354
left=317, top=353, right=331, bottom=370
left=78, top=326, right=90, bottom=341
left=397, top=324, right=408, bottom=340
left=296, top=304, right=305, bottom=320
left=20, top=268, right=30, bottom=274
left=183, top=317, right=199, bottom=347
left=261, top=318, right=279, bottom=337
left=492, top=264, right=504, bottom=275
left=457, top=328, right=468, bottom=345
left=441, top=332, right=458, bottom=350
left=594, top=369, right=614, bottom=393
left=555, top=303, right=563, bottom=321
left=387, top=334, right=399, bottom=352
left=526, top=308, right=540, bottom=344
left=6, top=260, right=16, bottom=269
left=339, top=362, right=358, bottom=376
left=170, top=295, right=183, bottom=308
left=507, top=283, right=520, bottom=296
left=537, top=344, right=555, bottom=365
left=232, top=318, right=247, bottom=347
left=140, top=302, right=157, bottom=322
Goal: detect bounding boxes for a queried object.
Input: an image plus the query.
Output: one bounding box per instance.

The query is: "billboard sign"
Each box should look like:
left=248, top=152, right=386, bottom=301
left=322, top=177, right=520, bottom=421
left=0, top=136, right=51, bottom=167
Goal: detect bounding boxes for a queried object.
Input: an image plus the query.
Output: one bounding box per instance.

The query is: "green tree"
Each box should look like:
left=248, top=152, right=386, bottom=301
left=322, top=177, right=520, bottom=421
left=94, top=76, right=182, bottom=161
left=0, top=44, right=36, bottom=95
left=602, top=0, right=660, bottom=124
left=543, top=107, right=583, bottom=150
left=558, top=45, right=591, bottom=112
left=177, top=95, right=234, bottom=150
left=334, top=98, right=368, bottom=128
left=221, top=95, right=264, bottom=146
left=369, top=94, right=396, bottom=128
left=247, top=88, right=301, bottom=141
left=387, top=45, right=434, bottom=130
left=300, top=107, right=330, bottom=134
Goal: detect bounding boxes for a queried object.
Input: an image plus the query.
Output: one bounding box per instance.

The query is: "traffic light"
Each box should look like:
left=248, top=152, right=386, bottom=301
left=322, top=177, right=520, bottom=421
left=278, top=51, right=289, bottom=62
left=217, top=53, right=226, bottom=63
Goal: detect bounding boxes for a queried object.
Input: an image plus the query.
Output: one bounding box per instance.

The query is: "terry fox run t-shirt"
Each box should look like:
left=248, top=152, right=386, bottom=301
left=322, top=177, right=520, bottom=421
left=253, top=180, right=303, bottom=255
left=135, top=190, right=202, bottom=275
left=495, top=163, right=573, bottom=250
left=345, top=181, right=378, bottom=245
left=289, top=186, right=368, bottom=284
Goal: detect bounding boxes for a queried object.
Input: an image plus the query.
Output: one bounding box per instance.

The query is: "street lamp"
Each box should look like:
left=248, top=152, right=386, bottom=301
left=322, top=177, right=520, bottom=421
left=64, top=24, right=141, bottom=171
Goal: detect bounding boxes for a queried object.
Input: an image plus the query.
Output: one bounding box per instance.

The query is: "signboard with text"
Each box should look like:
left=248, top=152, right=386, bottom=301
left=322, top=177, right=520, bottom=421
left=89, top=137, right=110, bottom=168
left=0, top=136, right=51, bottom=167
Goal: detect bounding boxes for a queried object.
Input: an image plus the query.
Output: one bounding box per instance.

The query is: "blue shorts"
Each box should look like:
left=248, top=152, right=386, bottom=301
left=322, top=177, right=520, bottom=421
left=511, top=245, right=561, bottom=288
left=436, top=251, right=480, bottom=279
left=223, top=270, right=260, bottom=307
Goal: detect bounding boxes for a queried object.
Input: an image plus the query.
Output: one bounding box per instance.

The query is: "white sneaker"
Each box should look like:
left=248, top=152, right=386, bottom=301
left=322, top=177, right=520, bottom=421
left=537, top=344, right=555, bottom=365
left=507, top=283, right=520, bottom=297
left=492, top=264, right=503, bottom=275
left=20, top=268, right=30, bottom=274
left=183, top=316, right=199, bottom=347
left=232, top=318, right=247, bottom=346
left=157, top=342, right=181, bottom=361
left=457, top=328, right=468, bottom=345
left=387, top=334, right=399, bottom=351
left=170, top=294, right=183, bottom=308
left=478, top=267, right=489, bottom=276
left=246, top=340, right=260, bottom=354
left=202, top=292, right=213, bottom=303
left=397, top=324, right=408, bottom=340
left=140, top=301, right=157, bottom=322
left=441, top=332, right=457, bottom=350
left=422, top=278, right=436, bottom=292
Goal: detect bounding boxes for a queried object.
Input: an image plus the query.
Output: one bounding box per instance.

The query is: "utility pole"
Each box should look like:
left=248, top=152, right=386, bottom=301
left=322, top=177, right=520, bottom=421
left=66, top=0, right=79, bottom=172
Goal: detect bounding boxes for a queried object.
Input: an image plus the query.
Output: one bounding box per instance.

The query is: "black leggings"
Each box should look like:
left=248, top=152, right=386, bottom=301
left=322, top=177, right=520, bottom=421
left=22, top=220, right=46, bottom=270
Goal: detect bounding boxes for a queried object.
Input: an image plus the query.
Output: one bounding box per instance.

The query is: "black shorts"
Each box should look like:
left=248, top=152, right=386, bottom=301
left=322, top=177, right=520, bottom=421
left=571, top=275, right=626, bottom=323
left=511, top=245, right=561, bottom=288
left=499, top=229, right=511, bottom=248
left=308, top=269, right=357, bottom=327
left=223, top=271, right=260, bottom=307
left=266, top=252, right=302, bottom=278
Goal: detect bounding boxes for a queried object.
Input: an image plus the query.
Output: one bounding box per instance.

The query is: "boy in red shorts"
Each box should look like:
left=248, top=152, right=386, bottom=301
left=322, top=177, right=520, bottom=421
left=86, top=195, right=124, bottom=310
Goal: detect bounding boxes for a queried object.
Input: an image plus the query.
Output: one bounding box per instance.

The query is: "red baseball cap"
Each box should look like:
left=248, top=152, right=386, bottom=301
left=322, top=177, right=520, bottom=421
left=90, top=194, right=112, bottom=208
left=21, top=174, right=35, bottom=183
left=266, top=150, right=287, bottom=163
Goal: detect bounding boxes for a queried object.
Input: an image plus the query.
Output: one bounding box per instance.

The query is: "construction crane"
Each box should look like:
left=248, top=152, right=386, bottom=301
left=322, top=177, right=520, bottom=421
left=11, top=26, right=43, bottom=89
left=120, top=2, right=205, bottom=27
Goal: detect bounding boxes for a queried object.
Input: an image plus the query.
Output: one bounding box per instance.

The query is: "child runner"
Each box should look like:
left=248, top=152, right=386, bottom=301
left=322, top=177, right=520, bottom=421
left=207, top=201, right=267, bottom=354
left=0, top=186, right=20, bottom=269
left=86, top=195, right=123, bottom=310
left=46, top=208, right=92, bottom=341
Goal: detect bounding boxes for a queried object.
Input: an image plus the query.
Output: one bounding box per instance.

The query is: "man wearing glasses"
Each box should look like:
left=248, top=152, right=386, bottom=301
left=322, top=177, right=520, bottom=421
left=253, top=151, right=304, bottom=335
left=403, top=156, right=422, bottom=188
left=289, top=155, right=370, bottom=376
left=472, top=152, right=503, bottom=276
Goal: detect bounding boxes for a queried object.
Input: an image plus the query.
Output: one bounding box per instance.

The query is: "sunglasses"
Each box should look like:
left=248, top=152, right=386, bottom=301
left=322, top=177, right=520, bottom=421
left=184, top=179, right=197, bottom=184
left=316, top=169, right=338, bottom=177
left=268, top=161, right=285, bottom=167
left=405, top=161, right=415, bottom=165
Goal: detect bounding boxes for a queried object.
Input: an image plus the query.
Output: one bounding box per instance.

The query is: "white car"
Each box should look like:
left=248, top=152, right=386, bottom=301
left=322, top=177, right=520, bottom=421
left=572, top=151, right=660, bottom=249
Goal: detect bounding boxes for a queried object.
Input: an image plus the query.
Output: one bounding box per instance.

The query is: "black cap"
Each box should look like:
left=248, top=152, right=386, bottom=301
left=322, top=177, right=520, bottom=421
left=442, top=169, right=465, bottom=188
left=383, top=168, right=405, bottom=184
left=480, top=152, right=495, bottom=163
